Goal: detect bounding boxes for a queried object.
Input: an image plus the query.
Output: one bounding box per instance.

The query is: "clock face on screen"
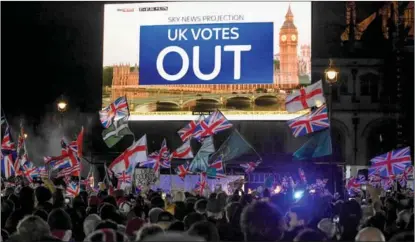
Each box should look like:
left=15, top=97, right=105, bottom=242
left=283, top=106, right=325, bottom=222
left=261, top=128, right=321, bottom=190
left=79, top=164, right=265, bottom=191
left=281, top=35, right=287, bottom=41
left=291, top=35, right=297, bottom=41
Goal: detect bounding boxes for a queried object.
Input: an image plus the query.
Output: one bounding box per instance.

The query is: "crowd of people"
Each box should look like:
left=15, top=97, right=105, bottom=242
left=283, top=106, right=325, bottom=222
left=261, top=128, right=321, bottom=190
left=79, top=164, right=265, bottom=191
left=0, top=182, right=414, bottom=242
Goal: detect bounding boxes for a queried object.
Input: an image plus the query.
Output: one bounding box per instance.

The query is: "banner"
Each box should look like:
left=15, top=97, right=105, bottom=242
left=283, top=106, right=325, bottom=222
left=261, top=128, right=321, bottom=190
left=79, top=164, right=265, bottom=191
left=139, top=23, right=274, bottom=85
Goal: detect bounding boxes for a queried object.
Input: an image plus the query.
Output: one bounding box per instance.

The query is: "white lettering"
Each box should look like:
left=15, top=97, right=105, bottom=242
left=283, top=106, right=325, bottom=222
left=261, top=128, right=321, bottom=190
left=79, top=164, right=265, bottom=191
left=201, top=28, right=213, bottom=40
left=221, top=27, right=230, bottom=39
left=193, top=46, right=221, bottom=80
left=168, top=29, right=188, bottom=41
left=212, top=28, right=222, bottom=40
left=178, top=29, right=188, bottom=41
left=191, top=28, right=202, bottom=40
left=230, top=27, right=239, bottom=40
left=156, top=44, right=251, bottom=81
left=167, top=29, right=177, bottom=41
left=156, top=46, right=189, bottom=81
left=224, top=45, right=251, bottom=80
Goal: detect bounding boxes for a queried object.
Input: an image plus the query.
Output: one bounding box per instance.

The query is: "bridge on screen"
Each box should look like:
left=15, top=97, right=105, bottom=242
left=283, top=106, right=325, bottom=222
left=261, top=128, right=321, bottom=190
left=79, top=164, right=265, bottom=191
left=129, top=92, right=284, bottom=110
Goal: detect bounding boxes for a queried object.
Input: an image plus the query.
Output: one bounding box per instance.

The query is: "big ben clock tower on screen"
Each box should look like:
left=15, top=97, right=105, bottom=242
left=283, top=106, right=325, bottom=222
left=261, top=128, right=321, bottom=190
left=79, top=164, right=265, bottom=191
left=279, top=5, right=299, bottom=88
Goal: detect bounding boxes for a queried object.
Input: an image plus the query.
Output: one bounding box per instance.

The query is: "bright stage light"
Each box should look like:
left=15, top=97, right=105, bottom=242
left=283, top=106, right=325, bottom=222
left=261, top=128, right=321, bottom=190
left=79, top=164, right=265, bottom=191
left=274, top=185, right=282, bottom=194
left=309, top=189, right=316, bottom=194
left=294, top=190, right=304, bottom=200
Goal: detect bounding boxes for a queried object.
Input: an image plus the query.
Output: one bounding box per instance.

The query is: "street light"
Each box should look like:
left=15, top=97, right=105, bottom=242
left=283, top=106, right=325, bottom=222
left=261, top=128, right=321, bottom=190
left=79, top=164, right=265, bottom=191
left=57, top=96, right=68, bottom=127
left=57, top=100, right=68, bottom=112
left=324, top=59, right=339, bottom=194
left=24, top=133, right=28, bottom=139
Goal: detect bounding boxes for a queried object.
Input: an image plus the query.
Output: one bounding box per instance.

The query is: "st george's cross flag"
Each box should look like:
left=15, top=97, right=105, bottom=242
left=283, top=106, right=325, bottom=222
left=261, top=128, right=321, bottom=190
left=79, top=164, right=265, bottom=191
left=287, top=104, right=329, bottom=137
left=368, top=146, right=412, bottom=177
left=285, top=80, right=326, bottom=113
left=170, top=140, right=194, bottom=160
left=99, top=96, right=129, bottom=128
left=109, top=134, right=147, bottom=175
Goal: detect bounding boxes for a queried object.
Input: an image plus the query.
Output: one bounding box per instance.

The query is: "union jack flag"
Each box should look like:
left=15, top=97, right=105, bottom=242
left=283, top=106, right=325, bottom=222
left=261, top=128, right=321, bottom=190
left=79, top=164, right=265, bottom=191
left=66, top=182, right=80, bottom=197
left=287, top=104, right=329, bottom=137
left=357, top=174, right=367, bottom=185
left=177, top=116, right=202, bottom=142
left=346, top=177, right=360, bottom=191
left=1, top=126, right=15, bottom=151
left=240, top=161, right=259, bottom=173
left=397, top=165, right=413, bottom=187
left=48, top=139, right=80, bottom=176
left=195, top=172, right=208, bottom=196
left=298, top=168, right=307, bottom=183
left=22, top=166, right=39, bottom=183
left=57, top=164, right=80, bottom=178
left=99, top=96, right=129, bottom=128
left=381, top=177, right=394, bottom=190
left=368, top=147, right=412, bottom=177
left=116, top=171, right=132, bottom=189
left=176, top=162, right=191, bottom=180
left=207, top=156, right=226, bottom=179
left=36, top=166, right=48, bottom=179
left=1, top=153, right=15, bottom=178
left=141, top=139, right=170, bottom=172
left=193, top=111, right=232, bottom=140
left=368, top=174, right=382, bottom=187
left=140, top=152, right=170, bottom=173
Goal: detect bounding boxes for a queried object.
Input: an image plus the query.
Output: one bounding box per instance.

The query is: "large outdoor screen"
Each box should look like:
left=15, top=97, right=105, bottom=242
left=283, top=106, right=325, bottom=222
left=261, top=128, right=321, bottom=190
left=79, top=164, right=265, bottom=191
left=103, top=2, right=312, bottom=120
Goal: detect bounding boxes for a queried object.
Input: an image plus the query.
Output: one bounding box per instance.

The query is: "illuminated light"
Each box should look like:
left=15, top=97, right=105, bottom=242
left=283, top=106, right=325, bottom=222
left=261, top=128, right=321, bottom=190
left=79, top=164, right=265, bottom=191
left=326, top=70, right=337, bottom=80
left=57, top=101, right=68, bottom=112
left=293, top=190, right=304, bottom=199
left=309, top=189, right=316, bottom=194
left=248, top=188, right=252, bottom=194
left=274, top=185, right=282, bottom=194
left=314, top=99, right=323, bottom=108
left=24, top=133, right=28, bottom=139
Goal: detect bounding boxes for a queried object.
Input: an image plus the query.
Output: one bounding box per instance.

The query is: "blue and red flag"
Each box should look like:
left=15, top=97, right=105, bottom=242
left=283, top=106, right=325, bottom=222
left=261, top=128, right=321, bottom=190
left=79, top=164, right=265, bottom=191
left=207, top=156, right=226, bottom=179
left=176, top=162, right=191, bottom=180
left=368, top=146, right=412, bottom=177
left=99, top=96, right=129, bottom=128
left=287, top=104, right=329, bottom=137
left=193, top=111, right=232, bottom=141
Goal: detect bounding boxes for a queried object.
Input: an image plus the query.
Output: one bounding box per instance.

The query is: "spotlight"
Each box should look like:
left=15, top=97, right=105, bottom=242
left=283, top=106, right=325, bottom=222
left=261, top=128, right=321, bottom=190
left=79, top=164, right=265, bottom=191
left=274, top=185, right=282, bottom=194
left=309, top=189, right=316, bottom=194
left=294, top=190, right=304, bottom=200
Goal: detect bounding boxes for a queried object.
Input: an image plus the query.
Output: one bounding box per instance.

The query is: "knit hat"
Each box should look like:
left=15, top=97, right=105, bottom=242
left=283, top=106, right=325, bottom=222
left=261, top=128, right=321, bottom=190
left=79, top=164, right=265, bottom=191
left=125, top=218, right=145, bottom=237
left=84, top=228, right=129, bottom=242
left=148, top=208, right=164, bottom=223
